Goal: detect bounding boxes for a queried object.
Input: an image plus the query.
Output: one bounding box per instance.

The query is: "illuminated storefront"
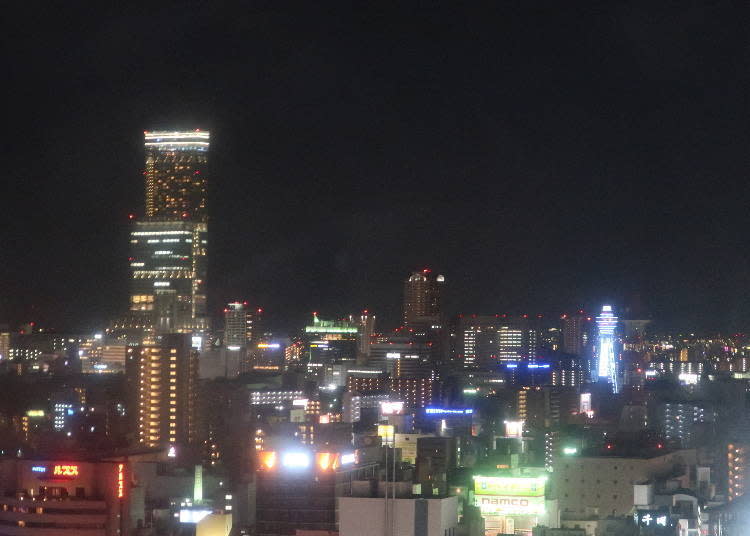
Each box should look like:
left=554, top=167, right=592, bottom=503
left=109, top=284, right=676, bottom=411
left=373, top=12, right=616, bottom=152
left=473, top=472, right=549, bottom=536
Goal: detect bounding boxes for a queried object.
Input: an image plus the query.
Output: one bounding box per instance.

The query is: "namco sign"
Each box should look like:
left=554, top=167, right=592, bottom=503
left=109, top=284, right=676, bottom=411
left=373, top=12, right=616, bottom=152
left=475, top=495, right=545, bottom=516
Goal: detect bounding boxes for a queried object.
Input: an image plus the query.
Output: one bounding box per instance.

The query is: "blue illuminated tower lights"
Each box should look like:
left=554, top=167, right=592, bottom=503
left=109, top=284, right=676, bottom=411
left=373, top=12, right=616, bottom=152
left=596, top=305, right=619, bottom=393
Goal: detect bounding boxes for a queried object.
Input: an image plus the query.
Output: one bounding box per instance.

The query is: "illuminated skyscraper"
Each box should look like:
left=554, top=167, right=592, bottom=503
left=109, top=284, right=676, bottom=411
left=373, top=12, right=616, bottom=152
left=144, top=130, right=209, bottom=221
left=128, top=219, right=207, bottom=334
left=596, top=305, right=618, bottom=392
left=402, top=269, right=444, bottom=326
left=122, top=130, right=210, bottom=337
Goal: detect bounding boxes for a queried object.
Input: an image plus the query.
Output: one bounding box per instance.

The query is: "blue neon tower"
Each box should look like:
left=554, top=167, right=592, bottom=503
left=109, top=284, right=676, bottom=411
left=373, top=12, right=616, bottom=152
left=596, top=305, right=618, bottom=393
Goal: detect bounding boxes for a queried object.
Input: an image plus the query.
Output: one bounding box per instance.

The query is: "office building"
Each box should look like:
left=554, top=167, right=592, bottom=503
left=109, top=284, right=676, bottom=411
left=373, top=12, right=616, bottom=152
left=368, top=337, right=430, bottom=375
left=127, top=219, right=208, bottom=335
left=498, top=326, right=525, bottom=361
left=596, top=305, right=618, bottom=392
left=456, top=315, right=503, bottom=369
left=224, top=302, right=253, bottom=348
left=136, top=334, right=199, bottom=448
left=402, top=269, right=445, bottom=326
left=552, top=449, right=697, bottom=517
left=304, top=313, right=359, bottom=365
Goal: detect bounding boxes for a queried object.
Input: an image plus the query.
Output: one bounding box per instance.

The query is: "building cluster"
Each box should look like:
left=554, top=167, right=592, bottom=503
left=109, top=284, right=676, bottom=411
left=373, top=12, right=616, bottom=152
left=1, top=130, right=749, bottom=536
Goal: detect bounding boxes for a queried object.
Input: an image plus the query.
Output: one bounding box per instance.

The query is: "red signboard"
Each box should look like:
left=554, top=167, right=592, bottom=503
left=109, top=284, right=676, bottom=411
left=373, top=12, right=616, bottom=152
left=117, top=464, right=124, bottom=499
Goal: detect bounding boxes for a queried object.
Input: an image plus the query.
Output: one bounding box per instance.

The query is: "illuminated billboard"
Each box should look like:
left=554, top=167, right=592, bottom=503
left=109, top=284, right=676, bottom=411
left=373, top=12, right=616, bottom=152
left=31, top=464, right=80, bottom=480
left=504, top=420, right=524, bottom=438
left=377, top=424, right=395, bottom=446
left=475, top=495, right=545, bottom=516
left=380, top=401, right=404, bottom=415
left=579, top=393, right=591, bottom=413
left=473, top=475, right=546, bottom=516
left=474, top=475, right=546, bottom=496
left=634, top=509, right=673, bottom=534
left=257, top=449, right=354, bottom=472
left=425, top=407, right=473, bottom=415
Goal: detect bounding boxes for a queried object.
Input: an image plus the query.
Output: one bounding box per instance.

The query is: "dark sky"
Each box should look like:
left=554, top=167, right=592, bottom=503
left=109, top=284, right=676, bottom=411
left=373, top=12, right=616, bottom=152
left=3, top=3, right=750, bottom=333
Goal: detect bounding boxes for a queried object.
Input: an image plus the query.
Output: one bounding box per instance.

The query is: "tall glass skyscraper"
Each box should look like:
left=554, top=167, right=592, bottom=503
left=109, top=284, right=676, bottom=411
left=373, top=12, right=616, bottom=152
left=596, top=304, right=618, bottom=392
left=122, top=130, right=210, bottom=337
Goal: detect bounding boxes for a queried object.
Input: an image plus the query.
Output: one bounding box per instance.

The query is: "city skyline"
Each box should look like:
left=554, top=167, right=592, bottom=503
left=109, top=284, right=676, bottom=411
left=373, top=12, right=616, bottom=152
left=5, top=4, right=750, bottom=333
left=5, top=5, right=750, bottom=536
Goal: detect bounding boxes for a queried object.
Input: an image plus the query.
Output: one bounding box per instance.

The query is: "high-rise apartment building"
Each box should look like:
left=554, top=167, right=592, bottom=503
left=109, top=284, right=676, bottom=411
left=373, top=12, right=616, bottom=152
left=135, top=334, right=199, bottom=448
left=354, top=311, right=375, bottom=360
left=657, top=402, right=714, bottom=448
left=144, top=130, right=209, bottom=221
left=562, top=312, right=588, bottom=356
left=124, top=130, right=210, bottom=337
left=402, top=269, right=445, bottom=326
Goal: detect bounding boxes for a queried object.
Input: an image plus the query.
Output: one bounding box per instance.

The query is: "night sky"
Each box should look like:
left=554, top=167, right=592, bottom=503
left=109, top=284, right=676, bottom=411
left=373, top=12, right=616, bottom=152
left=4, top=4, right=750, bottom=333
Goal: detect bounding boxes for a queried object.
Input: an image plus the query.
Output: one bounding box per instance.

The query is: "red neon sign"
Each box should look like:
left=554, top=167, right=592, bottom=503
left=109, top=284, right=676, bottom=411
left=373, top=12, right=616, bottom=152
left=117, top=464, right=124, bottom=499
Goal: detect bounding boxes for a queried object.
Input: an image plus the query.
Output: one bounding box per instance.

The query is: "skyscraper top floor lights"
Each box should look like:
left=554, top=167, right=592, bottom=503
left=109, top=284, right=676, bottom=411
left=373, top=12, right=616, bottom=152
left=144, top=130, right=210, bottom=148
